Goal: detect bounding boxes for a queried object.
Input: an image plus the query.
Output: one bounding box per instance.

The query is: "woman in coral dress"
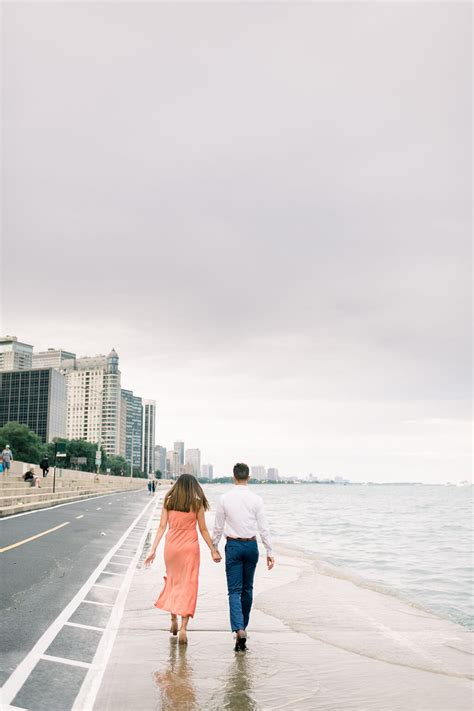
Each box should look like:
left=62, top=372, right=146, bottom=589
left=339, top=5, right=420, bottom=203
left=145, top=474, right=221, bottom=644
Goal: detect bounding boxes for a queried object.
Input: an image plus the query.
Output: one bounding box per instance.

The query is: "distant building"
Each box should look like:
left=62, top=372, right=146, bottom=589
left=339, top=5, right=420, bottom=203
left=267, top=467, right=279, bottom=481
left=154, top=445, right=167, bottom=475
left=0, top=368, right=66, bottom=442
left=166, top=449, right=180, bottom=479
left=174, top=441, right=185, bottom=466
left=0, top=336, right=33, bottom=372
left=201, top=463, right=214, bottom=479
left=121, top=389, right=143, bottom=472
left=185, top=448, right=201, bottom=478
left=251, top=465, right=266, bottom=481
left=142, top=400, right=156, bottom=476
left=33, top=348, right=76, bottom=370
left=61, top=349, right=121, bottom=457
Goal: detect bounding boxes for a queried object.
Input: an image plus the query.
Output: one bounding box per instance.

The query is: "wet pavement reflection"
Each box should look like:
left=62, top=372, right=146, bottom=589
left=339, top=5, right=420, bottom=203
left=154, top=640, right=197, bottom=709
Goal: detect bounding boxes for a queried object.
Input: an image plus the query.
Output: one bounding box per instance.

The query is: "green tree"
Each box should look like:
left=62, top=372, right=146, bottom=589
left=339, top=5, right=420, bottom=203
left=154, top=469, right=163, bottom=479
left=107, top=455, right=129, bottom=476
left=0, top=422, right=45, bottom=464
left=47, top=438, right=104, bottom=472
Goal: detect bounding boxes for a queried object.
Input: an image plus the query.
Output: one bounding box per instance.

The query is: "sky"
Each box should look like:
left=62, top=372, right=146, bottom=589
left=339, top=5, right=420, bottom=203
left=1, top=2, right=472, bottom=482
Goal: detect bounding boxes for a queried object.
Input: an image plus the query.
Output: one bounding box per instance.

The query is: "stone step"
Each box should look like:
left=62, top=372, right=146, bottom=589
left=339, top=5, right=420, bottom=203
left=0, top=488, right=109, bottom=506
left=0, top=490, right=131, bottom=517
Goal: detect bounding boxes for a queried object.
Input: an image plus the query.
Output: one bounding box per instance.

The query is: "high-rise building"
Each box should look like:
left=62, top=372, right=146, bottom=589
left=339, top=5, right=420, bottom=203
left=166, top=449, right=180, bottom=479
left=142, top=400, right=156, bottom=476
left=185, top=448, right=201, bottom=478
left=62, top=349, right=121, bottom=457
left=251, top=465, right=266, bottom=481
left=0, top=368, right=67, bottom=442
left=32, top=348, right=76, bottom=370
left=121, top=389, right=143, bottom=472
left=202, top=463, right=214, bottom=479
left=0, top=336, right=33, bottom=371
left=154, top=445, right=167, bottom=476
left=267, top=467, right=279, bottom=481
left=174, top=441, right=185, bottom=466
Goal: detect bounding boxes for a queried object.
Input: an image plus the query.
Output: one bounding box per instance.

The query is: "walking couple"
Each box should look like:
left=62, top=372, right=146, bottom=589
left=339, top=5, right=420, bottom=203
left=145, top=462, right=274, bottom=650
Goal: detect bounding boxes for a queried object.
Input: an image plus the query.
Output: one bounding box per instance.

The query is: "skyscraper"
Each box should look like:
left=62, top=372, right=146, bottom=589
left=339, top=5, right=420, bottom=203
left=166, top=449, right=180, bottom=479
left=0, top=336, right=33, bottom=371
left=251, top=465, right=266, bottom=481
left=185, top=448, right=201, bottom=478
left=121, top=389, right=143, bottom=472
left=267, top=467, right=279, bottom=481
left=201, top=463, right=214, bottom=479
left=173, top=441, right=185, bottom=466
left=0, top=368, right=66, bottom=442
left=32, top=348, right=76, bottom=370
left=154, top=445, right=167, bottom=476
left=62, top=349, right=121, bottom=457
left=142, top=400, right=156, bottom=476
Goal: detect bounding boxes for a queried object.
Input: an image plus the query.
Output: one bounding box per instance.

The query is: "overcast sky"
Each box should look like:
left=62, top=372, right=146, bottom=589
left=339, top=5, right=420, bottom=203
left=2, top=2, right=471, bottom=482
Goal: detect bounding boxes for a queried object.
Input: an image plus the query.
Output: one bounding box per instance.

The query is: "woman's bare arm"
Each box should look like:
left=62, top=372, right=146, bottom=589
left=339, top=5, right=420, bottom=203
left=144, top=506, right=168, bottom=567
left=197, top=508, right=221, bottom=562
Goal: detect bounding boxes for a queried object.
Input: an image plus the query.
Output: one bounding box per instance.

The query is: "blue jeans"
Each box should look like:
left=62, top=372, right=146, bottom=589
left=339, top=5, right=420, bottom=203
left=225, top=539, right=259, bottom=632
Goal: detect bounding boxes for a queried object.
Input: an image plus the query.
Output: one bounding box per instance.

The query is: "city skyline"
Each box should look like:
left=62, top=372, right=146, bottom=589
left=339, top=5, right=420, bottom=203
left=2, top=3, right=471, bottom=484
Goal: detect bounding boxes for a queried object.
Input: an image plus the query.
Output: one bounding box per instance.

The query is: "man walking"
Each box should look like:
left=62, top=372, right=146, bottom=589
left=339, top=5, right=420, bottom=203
left=212, top=462, right=274, bottom=651
left=1, top=445, right=13, bottom=474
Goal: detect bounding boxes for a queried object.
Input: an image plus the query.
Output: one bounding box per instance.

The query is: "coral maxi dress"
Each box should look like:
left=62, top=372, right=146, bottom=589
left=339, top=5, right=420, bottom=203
left=155, top=510, right=200, bottom=618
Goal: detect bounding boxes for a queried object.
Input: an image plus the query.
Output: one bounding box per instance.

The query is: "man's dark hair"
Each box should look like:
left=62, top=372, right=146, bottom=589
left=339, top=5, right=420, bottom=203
left=233, top=462, right=250, bottom=480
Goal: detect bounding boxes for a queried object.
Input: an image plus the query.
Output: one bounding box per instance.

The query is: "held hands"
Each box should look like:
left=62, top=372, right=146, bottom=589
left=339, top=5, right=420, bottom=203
left=144, top=551, right=156, bottom=568
left=267, top=556, right=275, bottom=571
left=211, top=548, right=222, bottom=563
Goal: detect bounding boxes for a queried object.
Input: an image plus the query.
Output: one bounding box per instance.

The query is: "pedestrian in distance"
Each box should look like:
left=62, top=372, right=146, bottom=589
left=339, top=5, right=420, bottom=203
left=1, top=444, right=13, bottom=474
left=147, top=479, right=153, bottom=495
left=152, top=479, right=156, bottom=494
left=212, top=462, right=275, bottom=652
left=145, top=474, right=222, bottom=645
left=24, top=468, right=41, bottom=488
left=39, top=455, right=49, bottom=478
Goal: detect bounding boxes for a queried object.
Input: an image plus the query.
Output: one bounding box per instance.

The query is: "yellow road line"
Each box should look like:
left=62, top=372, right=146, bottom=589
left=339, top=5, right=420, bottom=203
left=0, top=522, right=70, bottom=553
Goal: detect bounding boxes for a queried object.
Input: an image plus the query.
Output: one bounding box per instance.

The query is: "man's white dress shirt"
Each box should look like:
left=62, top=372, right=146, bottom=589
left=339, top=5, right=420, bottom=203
left=212, top=485, right=273, bottom=556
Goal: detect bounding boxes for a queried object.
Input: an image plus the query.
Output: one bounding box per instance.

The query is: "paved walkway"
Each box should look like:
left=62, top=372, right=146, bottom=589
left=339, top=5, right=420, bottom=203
left=92, top=512, right=473, bottom=711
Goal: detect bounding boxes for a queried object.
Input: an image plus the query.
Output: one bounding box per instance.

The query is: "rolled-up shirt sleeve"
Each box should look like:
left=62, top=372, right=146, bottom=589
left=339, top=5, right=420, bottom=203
left=212, top=496, right=226, bottom=548
left=256, top=500, right=273, bottom=556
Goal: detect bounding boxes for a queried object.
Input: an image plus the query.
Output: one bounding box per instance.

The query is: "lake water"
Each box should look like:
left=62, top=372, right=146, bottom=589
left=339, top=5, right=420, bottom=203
left=204, top=483, right=473, bottom=630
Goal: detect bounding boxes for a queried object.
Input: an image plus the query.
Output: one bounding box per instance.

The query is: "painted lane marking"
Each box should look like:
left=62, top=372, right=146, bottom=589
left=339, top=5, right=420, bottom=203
left=76, top=515, right=84, bottom=519
left=93, top=583, right=120, bottom=591
left=0, top=522, right=70, bottom=553
left=64, top=622, right=106, bottom=632
left=0, top=488, right=148, bottom=521
left=112, top=554, right=134, bottom=559
left=41, top=654, right=91, bottom=669
left=100, top=571, right=125, bottom=577
left=0, top=496, right=155, bottom=707
left=82, top=600, right=114, bottom=607
left=107, top=561, right=129, bottom=567
left=96, top=507, right=101, bottom=510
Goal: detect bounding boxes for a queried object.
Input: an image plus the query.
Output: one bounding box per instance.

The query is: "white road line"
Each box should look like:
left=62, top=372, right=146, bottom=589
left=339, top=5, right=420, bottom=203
left=96, top=507, right=101, bottom=510
left=93, top=583, right=120, bottom=591
left=76, top=515, right=84, bottom=519
left=72, top=498, right=159, bottom=711
left=0, top=489, right=146, bottom=521
left=107, top=561, right=129, bottom=567
left=100, top=571, right=125, bottom=577
left=113, top=554, right=134, bottom=559
left=82, top=600, right=114, bottom=607
left=65, top=622, right=106, bottom=632
left=0, top=496, right=155, bottom=706
left=2, top=703, right=28, bottom=710
left=41, top=654, right=91, bottom=669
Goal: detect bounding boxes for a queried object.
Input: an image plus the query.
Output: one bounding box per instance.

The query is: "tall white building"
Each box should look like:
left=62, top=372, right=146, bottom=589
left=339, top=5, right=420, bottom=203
left=33, top=348, right=76, bottom=370
left=185, top=448, right=201, bottom=478
left=251, top=465, right=266, bottom=481
left=267, top=467, right=279, bottom=481
left=154, top=445, right=167, bottom=476
left=174, top=441, right=185, bottom=466
left=0, top=336, right=33, bottom=371
left=61, top=349, right=121, bottom=457
left=166, top=449, right=180, bottom=479
left=142, top=400, right=156, bottom=476
left=202, top=463, right=214, bottom=479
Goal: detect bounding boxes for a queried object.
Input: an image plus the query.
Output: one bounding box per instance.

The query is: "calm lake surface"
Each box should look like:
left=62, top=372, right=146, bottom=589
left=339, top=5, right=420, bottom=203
left=204, top=483, right=473, bottom=629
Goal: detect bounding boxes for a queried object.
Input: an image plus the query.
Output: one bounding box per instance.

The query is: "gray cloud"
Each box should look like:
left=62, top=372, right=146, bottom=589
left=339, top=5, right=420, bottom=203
left=2, top=2, right=471, bottom=481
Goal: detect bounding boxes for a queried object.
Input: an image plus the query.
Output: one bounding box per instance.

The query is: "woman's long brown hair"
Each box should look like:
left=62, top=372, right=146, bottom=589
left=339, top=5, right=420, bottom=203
left=164, top=474, right=210, bottom=513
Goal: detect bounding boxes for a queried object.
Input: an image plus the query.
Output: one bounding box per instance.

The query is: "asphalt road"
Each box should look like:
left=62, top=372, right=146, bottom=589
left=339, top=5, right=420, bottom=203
left=0, top=489, right=156, bottom=692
